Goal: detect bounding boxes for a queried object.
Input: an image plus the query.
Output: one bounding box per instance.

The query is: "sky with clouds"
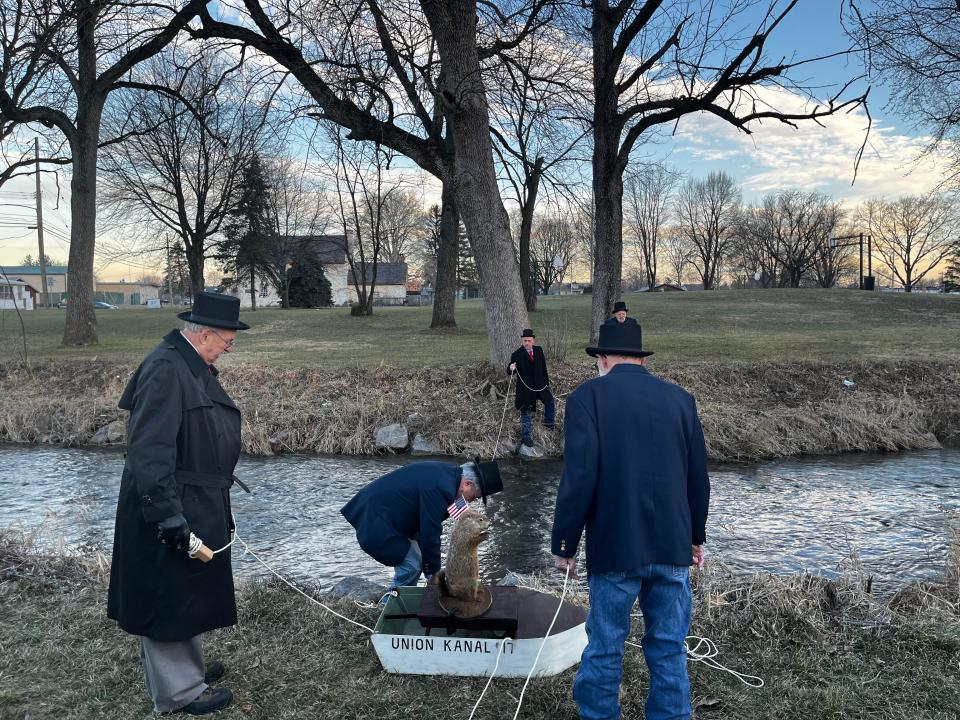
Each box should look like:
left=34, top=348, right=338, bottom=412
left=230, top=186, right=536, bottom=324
left=1, top=0, right=954, bottom=275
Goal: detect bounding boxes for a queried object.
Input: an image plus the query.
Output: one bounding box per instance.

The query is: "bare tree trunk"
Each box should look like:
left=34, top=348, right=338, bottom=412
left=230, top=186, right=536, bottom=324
left=431, top=183, right=458, bottom=327
left=422, top=0, right=528, bottom=366
left=518, top=158, right=543, bottom=312
left=187, top=237, right=205, bottom=295
left=63, top=103, right=102, bottom=346
left=249, top=262, right=257, bottom=310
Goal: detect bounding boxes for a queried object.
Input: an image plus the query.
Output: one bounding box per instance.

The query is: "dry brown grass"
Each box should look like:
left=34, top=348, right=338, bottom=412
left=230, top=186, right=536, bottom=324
left=2, top=358, right=959, bottom=461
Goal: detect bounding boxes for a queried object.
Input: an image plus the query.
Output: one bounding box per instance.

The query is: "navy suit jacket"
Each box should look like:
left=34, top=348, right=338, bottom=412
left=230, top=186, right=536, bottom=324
left=341, top=461, right=460, bottom=576
left=551, top=364, right=710, bottom=571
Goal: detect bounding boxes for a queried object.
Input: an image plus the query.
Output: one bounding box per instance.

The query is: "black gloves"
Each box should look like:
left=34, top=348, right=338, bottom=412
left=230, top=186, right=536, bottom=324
left=157, top=513, right=190, bottom=551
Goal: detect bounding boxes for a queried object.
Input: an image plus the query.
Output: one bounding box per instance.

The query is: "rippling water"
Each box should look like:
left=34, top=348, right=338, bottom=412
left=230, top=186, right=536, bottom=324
left=2, top=445, right=958, bottom=594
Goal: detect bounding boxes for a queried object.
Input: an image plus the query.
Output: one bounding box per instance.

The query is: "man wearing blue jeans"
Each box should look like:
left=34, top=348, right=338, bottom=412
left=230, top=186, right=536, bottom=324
left=551, top=321, right=710, bottom=720
left=341, top=458, right=504, bottom=599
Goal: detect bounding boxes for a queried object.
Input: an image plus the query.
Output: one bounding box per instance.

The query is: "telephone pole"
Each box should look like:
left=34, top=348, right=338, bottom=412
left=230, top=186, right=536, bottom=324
left=34, top=137, right=49, bottom=308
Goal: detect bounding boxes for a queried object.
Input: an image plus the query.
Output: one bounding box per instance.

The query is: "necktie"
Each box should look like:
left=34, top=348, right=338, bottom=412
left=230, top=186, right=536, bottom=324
left=528, top=349, right=534, bottom=362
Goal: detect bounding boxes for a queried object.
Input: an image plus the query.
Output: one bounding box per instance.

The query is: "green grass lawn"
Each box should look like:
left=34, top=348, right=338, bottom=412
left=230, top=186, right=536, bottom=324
left=3, top=288, right=959, bottom=367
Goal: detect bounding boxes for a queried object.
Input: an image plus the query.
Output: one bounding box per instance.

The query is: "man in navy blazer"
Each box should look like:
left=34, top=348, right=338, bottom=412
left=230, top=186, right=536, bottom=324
left=551, top=321, right=709, bottom=720
left=342, top=459, right=503, bottom=597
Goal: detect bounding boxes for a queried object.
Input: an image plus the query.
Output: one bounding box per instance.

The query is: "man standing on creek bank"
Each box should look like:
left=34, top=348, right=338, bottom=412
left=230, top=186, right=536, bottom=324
left=552, top=320, right=710, bottom=720
left=107, top=292, right=249, bottom=716
left=508, top=328, right=556, bottom=448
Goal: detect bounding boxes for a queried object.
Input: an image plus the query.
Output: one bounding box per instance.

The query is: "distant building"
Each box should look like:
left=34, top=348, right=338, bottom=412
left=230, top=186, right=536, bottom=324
left=0, top=277, right=38, bottom=310
left=95, top=280, right=161, bottom=306
left=221, top=235, right=409, bottom=307
left=3, top=265, right=69, bottom=306
left=650, top=282, right=685, bottom=292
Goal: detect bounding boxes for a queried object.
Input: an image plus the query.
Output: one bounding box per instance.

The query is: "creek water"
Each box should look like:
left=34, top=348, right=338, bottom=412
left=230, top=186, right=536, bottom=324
left=1, top=445, right=958, bottom=595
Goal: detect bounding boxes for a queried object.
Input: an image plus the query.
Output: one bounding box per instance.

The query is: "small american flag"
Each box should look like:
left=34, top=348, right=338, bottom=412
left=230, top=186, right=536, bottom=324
left=447, top=496, right=468, bottom=520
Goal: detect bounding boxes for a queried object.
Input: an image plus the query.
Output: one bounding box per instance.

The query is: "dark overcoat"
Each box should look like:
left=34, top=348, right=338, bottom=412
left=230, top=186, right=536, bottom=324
left=341, top=462, right=460, bottom=577
left=551, top=364, right=710, bottom=572
left=507, top=345, right=553, bottom=411
left=107, top=329, right=242, bottom=641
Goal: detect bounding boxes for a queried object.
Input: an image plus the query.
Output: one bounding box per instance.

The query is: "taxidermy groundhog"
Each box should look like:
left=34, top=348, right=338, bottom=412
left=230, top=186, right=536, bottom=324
left=440, top=509, right=491, bottom=601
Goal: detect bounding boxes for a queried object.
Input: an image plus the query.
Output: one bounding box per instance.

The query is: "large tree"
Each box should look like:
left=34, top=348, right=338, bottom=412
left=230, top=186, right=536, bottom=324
left=850, top=0, right=960, bottom=190
left=0, top=0, right=208, bottom=345
left=741, top=190, right=844, bottom=287
left=624, top=162, right=678, bottom=289
left=857, top=194, right=959, bottom=292
left=675, top=171, right=741, bottom=289
left=191, top=0, right=549, bottom=365
left=99, top=48, right=275, bottom=295
left=580, top=0, right=868, bottom=337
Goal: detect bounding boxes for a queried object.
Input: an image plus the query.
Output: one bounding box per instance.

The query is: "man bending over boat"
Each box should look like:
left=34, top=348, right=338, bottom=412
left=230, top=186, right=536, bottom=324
left=342, top=459, right=503, bottom=601
left=551, top=320, right=710, bottom=720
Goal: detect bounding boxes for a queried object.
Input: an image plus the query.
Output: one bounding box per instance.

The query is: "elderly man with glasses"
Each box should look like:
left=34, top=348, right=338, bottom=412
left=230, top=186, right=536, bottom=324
left=107, top=291, right=249, bottom=716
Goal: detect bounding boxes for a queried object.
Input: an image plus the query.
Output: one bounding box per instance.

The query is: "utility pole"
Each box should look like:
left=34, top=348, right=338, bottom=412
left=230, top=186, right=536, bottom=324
left=166, top=235, right=173, bottom=302
left=34, top=137, right=49, bottom=308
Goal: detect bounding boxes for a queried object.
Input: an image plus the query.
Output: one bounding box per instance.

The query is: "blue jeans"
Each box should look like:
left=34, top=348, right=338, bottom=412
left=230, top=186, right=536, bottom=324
left=574, top=565, right=692, bottom=720
left=384, top=540, right=422, bottom=600
left=519, top=393, right=556, bottom=444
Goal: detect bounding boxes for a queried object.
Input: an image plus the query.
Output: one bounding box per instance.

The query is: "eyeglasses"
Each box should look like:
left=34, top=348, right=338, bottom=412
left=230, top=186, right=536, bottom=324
left=207, top=328, right=235, bottom=349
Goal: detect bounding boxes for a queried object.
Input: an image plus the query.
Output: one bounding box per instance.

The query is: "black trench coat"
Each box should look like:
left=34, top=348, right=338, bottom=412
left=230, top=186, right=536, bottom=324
left=507, top=345, right=553, bottom=411
left=107, top=330, right=242, bottom=641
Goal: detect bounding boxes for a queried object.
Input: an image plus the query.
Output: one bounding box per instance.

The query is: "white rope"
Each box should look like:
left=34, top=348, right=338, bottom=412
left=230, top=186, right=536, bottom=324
left=493, top=372, right=514, bottom=459
left=232, top=531, right=377, bottom=634
left=466, top=637, right=508, bottom=720
left=513, top=368, right=550, bottom=394
left=623, top=635, right=764, bottom=688
left=512, top=565, right=572, bottom=720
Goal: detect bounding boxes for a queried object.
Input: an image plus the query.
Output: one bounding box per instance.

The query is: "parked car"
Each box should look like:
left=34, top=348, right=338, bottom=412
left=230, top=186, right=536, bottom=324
left=94, top=301, right=118, bottom=310
left=56, top=299, right=67, bottom=308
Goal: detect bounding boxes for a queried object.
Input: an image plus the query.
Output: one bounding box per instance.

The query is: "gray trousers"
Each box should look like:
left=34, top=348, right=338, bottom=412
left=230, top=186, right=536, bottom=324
left=139, top=635, right=207, bottom=713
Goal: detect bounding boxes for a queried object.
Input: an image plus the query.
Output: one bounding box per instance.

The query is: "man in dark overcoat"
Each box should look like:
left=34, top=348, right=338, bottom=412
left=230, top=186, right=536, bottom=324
left=341, top=459, right=503, bottom=598
left=507, top=328, right=555, bottom=447
left=107, top=291, right=249, bottom=716
left=551, top=321, right=710, bottom=720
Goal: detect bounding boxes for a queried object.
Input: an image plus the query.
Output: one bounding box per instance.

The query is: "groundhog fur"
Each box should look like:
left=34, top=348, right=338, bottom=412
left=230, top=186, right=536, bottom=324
left=440, top=509, right=491, bottom=601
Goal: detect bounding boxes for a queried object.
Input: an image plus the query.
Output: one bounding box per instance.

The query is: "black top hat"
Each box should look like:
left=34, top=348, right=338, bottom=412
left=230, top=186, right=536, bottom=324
left=470, top=457, right=504, bottom=505
left=586, top=320, right=653, bottom=358
left=177, top=291, right=250, bottom=330
left=612, top=301, right=629, bottom=313
left=520, top=328, right=535, bottom=338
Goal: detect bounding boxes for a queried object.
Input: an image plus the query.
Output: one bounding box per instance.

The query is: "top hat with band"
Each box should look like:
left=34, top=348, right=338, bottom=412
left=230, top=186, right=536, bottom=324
left=178, top=291, right=250, bottom=330
left=586, top=320, right=653, bottom=358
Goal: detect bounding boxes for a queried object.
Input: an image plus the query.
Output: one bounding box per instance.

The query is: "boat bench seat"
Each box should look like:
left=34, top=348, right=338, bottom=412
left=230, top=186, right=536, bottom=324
left=416, top=585, right=519, bottom=637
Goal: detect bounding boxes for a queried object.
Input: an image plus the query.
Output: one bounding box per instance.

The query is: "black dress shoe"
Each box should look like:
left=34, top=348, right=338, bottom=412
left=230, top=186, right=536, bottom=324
left=203, top=660, right=225, bottom=684
left=178, top=687, right=233, bottom=715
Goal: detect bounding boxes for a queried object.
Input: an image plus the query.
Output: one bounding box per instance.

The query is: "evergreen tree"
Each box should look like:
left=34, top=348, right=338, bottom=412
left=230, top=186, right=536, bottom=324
left=163, top=240, right=192, bottom=301
left=455, top=221, right=479, bottom=295
left=944, top=252, right=960, bottom=293
left=287, top=253, right=332, bottom=307
left=216, top=154, right=275, bottom=309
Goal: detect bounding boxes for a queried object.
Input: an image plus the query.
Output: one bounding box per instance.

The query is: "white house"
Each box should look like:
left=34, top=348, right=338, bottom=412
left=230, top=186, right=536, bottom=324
left=222, top=235, right=408, bottom=307
left=0, top=277, right=37, bottom=310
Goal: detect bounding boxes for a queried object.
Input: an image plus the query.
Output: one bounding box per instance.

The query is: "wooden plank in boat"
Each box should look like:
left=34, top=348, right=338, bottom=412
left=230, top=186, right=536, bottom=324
left=417, top=585, right=519, bottom=636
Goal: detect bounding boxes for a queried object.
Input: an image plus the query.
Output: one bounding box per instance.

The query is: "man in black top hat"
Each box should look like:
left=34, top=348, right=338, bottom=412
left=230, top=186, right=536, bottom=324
left=551, top=320, right=709, bottom=720
left=603, top=299, right=639, bottom=326
left=507, top=328, right=556, bottom=447
left=342, top=458, right=503, bottom=600
left=107, top=291, right=250, bottom=716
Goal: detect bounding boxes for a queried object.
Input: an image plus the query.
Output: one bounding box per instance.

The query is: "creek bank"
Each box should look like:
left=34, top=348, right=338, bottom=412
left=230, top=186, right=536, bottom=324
left=1, top=359, right=959, bottom=462
left=2, top=536, right=959, bottom=719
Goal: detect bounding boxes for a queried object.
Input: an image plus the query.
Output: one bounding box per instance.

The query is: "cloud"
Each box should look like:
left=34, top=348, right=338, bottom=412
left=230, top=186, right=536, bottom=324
left=669, top=85, right=954, bottom=202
